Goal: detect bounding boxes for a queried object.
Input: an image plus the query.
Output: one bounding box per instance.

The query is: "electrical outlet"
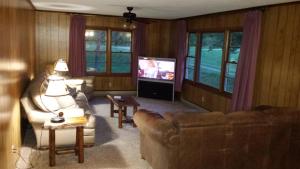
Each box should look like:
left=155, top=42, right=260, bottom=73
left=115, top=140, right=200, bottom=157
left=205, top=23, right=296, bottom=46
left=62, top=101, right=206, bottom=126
left=11, top=145, right=17, bottom=153
left=201, top=96, right=205, bottom=103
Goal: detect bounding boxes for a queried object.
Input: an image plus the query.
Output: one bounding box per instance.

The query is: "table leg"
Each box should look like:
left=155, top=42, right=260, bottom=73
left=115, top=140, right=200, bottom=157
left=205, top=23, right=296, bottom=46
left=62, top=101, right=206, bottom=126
left=110, top=101, right=114, bottom=117
left=124, top=107, right=127, bottom=117
left=49, top=129, right=55, bottom=167
left=75, top=129, right=79, bottom=156
left=118, top=106, right=123, bottom=128
left=133, top=106, right=137, bottom=127
left=77, top=126, right=84, bottom=163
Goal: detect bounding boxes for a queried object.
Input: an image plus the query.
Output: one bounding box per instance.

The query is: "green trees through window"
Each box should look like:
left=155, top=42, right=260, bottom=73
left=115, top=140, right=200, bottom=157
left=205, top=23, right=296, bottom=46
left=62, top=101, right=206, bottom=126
left=185, top=33, right=197, bottom=81
left=85, top=30, right=107, bottom=73
left=199, top=33, right=224, bottom=89
left=111, top=31, right=132, bottom=73
left=85, top=29, right=132, bottom=74
left=185, top=31, right=243, bottom=94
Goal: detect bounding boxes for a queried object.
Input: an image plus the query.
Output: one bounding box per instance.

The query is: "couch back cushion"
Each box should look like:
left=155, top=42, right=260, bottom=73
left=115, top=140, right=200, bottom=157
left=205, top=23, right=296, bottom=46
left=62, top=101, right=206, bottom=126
left=225, top=111, right=272, bottom=169
left=163, top=111, right=225, bottom=128
left=256, top=108, right=298, bottom=169
left=30, top=74, right=76, bottom=112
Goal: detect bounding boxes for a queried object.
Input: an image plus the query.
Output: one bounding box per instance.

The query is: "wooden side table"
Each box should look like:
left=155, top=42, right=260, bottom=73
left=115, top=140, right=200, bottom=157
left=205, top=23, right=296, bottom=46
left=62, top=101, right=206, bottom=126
left=44, top=117, right=87, bottom=167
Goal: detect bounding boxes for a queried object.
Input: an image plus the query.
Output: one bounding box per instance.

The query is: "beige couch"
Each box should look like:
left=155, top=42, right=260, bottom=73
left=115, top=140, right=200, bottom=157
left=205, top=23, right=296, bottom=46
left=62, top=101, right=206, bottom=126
left=21, top=73, right=96, bottom=148
left=133, top=107, right=300, bottom=169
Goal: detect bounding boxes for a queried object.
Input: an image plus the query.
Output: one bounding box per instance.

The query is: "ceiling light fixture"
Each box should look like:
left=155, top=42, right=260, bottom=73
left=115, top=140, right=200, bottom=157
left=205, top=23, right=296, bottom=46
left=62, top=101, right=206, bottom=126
left=122, top=7, right=137, bottom=30
left=33, top=2, right=94, bottom=11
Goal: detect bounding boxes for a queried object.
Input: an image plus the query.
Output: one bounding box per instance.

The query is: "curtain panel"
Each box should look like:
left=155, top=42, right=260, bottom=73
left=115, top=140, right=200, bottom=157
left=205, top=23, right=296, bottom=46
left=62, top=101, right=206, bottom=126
left=68, top=15, right=86, bottom=77
left=231, top=10, right=262, bottom=111
left=132, top=23, right=146, bottom=85
left=174, top=20, right=187, bottom=92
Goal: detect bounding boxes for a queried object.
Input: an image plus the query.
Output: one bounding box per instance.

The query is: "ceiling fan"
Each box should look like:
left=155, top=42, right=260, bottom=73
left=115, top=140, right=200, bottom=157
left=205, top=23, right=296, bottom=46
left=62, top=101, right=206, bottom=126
left=122, top=7, right=149, bottom=25
left=123, top=7, right=136, bottom=23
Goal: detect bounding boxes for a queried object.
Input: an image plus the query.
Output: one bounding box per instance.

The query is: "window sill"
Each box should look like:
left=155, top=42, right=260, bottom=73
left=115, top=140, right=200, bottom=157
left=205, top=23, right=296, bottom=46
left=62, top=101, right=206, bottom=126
left=86, top=72, right=132, bottom=77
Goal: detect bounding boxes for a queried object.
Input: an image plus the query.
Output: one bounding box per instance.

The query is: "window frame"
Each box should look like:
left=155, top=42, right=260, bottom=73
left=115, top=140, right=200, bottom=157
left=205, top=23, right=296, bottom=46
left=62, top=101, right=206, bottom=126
left=85, top=26, right=133, bottom=76
left=184, top=32, right=198, bottom=81
left=184, top=28, right=243, bottom=97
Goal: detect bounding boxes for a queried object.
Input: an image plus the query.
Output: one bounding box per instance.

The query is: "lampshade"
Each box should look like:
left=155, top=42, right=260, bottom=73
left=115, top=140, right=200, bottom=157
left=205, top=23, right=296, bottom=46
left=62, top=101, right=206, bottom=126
left=45, top=75, right=69, bottom=96
left=54, top=59, right=69, bottom=72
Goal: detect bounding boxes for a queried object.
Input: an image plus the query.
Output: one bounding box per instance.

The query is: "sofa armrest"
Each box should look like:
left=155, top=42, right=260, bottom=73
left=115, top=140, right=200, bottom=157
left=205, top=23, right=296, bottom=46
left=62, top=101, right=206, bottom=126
left=27, top=110, right=54, bottom=124
left=74, top=76, right=95, bottom=86
left=133, top=109, right=179, bottom=147
left=27, top=108, right=86, bottom=124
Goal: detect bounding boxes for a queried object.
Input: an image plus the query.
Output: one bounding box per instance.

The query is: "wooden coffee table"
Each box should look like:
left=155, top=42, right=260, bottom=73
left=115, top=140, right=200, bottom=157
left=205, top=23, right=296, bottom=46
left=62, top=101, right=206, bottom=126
left=107, top=95, right=140, bottom=128
left=44, top=116, right=87, bottom=166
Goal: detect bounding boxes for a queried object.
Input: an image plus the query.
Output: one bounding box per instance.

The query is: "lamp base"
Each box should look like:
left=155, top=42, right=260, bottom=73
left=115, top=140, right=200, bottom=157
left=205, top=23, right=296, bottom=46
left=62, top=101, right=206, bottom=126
left=51, top=116, right=65, bottom=123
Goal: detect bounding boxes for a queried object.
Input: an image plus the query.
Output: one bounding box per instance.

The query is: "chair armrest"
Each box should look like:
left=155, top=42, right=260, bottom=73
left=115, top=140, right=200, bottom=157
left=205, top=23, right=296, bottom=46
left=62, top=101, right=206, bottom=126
left=133, top=109, right=179, bottom=147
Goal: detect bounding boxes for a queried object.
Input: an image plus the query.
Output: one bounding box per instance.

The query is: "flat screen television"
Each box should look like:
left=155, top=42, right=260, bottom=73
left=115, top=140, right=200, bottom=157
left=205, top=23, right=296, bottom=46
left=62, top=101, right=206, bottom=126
left=138, top=57, right=176, bottom=81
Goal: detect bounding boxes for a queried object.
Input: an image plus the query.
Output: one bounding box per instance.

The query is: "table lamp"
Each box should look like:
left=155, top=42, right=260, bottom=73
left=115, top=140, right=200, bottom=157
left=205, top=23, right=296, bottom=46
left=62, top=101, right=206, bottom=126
left=45, top=75, right=69, bottom=123
left=54, top=59, right=69, bottom=77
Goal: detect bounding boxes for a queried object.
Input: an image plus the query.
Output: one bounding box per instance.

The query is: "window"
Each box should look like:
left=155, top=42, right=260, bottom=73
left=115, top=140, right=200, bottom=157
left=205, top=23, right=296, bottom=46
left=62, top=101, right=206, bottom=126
left=185, top=33, right=197, bottom=81
left=224, top=32, right=242, bottom=93
left=85, top=29, right=107, bottom=73
left=85, top=29, right=132, bottom=74
left=185, top=31, right=243, bottom=94
left=111, top=31, right=132, bottom=73
left=198, top=32, right=224, bottom=88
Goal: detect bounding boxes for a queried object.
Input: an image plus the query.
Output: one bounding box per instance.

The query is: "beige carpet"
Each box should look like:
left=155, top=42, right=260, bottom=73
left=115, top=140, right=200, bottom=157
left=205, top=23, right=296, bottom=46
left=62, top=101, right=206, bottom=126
left=17, top=97, right=203, bottom=169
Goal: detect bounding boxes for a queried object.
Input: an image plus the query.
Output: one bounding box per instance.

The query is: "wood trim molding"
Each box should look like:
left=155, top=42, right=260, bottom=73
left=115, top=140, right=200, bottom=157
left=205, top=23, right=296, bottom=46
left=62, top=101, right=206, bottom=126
left=26, top=0, right=36, bottom=10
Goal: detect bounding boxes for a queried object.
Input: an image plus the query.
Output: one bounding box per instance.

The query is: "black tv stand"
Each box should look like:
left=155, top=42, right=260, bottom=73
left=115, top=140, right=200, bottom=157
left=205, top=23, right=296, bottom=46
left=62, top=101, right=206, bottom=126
left=137, top=79, right=174, bottom=101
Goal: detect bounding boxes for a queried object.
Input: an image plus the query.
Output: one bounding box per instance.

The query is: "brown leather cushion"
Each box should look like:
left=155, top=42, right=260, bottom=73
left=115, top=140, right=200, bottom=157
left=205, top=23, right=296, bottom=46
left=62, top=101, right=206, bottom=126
left=163, top=111, right=225, bottom=128
left=226, top=111, right=267, bottom=124
left=134, top=109, right=179, bottom=146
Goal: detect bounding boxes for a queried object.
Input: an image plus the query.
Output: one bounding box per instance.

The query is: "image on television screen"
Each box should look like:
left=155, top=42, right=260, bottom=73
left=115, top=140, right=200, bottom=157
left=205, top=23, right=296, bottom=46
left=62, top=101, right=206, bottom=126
left=138, top=57, right=176, bottom=81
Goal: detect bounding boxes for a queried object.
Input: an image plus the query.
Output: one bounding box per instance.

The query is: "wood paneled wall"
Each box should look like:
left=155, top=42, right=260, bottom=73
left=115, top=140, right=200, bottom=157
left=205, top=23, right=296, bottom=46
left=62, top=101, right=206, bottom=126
left=253, top=3, right=300, bottom=108
left=182, top=11, right=245, bottom=112
left=0, top=0, right=35, bottom=169
left=145, top=20, right=172, bottom=58
left=187, top=11, right=245, bottom=30
left=35, top=11, right=70, bottom=74
left=182, top=83, right=231, bottom=111
left=35, top=11, right=171, bottom=91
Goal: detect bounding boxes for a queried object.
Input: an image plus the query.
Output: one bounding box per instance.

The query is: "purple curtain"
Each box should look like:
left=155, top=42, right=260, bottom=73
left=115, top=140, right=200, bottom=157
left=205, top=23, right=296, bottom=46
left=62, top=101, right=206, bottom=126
left=231, top=10, right=262, bottom=111
left=174, top=20, right=187, bottom=92
left=132, top=23, right=146, bottom=85
left=68, top=15, right=86, bottom=77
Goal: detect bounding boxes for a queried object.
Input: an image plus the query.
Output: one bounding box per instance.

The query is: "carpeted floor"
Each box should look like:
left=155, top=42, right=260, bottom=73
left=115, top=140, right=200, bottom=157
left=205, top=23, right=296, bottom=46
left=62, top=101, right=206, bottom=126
left=17, top=96, right=204, bottom=169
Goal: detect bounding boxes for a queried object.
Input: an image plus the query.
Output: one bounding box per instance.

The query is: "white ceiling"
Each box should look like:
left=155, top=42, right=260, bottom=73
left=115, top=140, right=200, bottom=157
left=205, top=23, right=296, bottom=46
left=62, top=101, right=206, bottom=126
left=31, top=0, right=298, bottom=19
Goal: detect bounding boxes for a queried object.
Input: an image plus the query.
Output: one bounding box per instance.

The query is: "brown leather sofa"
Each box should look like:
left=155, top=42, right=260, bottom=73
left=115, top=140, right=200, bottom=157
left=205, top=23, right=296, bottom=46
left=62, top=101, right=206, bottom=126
left=133, top=107, right=300, bottom=169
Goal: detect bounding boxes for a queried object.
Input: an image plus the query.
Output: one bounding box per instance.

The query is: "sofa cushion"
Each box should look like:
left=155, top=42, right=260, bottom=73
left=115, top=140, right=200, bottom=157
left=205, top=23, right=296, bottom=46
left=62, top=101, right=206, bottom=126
left=55, top=95, right=77, bottom=109
left=74, top=92, right=92, bottom=113
left=30, top=74, right=54, bottom=111
left=163, top=111, right=225, bottom=128
left=65, top=79, right=85, bottom=92
left=30, top=74, right=77, bottom=112
left=226, top=111, right=267, bottom=124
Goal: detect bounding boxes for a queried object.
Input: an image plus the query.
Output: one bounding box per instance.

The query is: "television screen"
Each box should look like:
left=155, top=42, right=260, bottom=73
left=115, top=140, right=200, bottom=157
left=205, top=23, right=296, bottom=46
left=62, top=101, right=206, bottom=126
left=138, top=57, right=176, bottom=81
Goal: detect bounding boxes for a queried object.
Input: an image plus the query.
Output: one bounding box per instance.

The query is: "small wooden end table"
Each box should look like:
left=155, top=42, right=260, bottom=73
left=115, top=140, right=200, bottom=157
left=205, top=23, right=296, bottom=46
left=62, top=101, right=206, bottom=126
left=107, top=95, right=140, bottom=128
left=44, top=116, right=87, bottom=167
